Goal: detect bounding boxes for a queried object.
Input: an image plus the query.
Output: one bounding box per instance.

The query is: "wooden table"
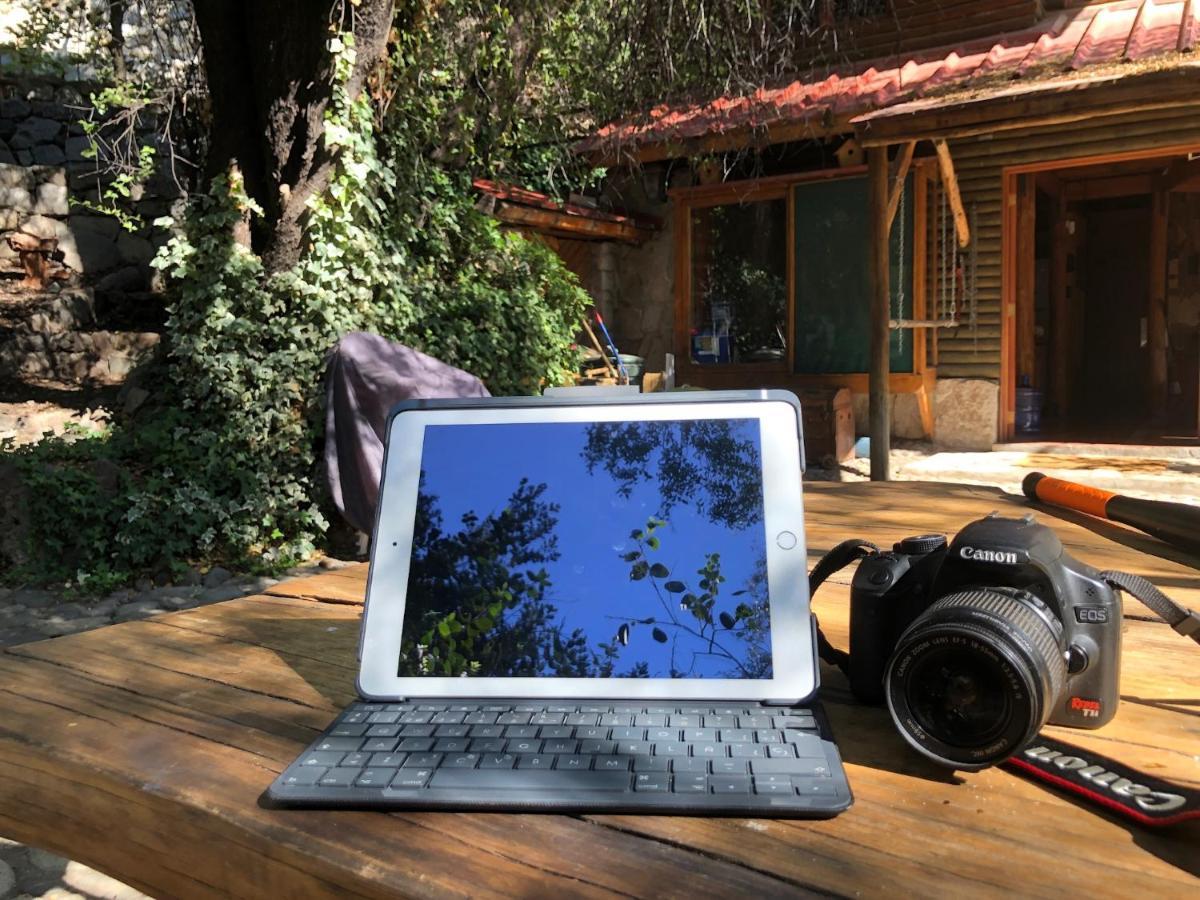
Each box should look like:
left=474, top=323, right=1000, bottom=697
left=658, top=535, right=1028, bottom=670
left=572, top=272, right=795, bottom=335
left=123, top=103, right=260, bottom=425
left=0, top=482, right=1196, bottom=898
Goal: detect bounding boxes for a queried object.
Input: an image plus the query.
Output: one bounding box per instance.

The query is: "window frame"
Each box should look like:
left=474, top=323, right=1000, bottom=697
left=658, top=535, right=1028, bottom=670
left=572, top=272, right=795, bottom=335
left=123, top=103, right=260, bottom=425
left=672, top=162, right=933, bottom=394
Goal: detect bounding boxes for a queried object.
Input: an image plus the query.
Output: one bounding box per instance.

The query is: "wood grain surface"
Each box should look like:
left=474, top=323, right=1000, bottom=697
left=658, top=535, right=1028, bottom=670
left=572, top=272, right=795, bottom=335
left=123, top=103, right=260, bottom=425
left=0, top=482, right=1196, bottom=898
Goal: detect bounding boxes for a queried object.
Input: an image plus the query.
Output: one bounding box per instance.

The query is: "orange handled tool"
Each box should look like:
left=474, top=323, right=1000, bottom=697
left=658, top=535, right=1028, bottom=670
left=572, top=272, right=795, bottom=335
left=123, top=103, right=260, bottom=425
left=1023, top=472, right=1200, bottom=555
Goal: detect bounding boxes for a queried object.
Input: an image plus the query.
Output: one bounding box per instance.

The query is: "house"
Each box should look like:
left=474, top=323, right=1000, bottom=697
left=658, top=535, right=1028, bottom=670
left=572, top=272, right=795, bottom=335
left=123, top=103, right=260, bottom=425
left=574, top=0, right=1200, bottom=469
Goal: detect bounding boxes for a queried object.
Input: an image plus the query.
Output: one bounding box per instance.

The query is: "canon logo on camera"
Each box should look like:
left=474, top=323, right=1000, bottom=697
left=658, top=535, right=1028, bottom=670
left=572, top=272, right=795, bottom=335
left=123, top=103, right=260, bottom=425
left=959, top=546, right=1019, bottom=564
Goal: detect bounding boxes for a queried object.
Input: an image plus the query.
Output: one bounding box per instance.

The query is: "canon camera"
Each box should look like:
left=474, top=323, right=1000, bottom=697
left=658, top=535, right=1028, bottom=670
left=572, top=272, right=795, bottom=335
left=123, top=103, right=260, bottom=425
left=848, top=513, right=1121, bottom=770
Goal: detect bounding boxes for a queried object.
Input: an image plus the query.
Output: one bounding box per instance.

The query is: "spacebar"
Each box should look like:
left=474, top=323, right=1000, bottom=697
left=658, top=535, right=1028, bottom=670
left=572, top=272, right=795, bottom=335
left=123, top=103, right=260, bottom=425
left=429, top=769, right=631, bottom=791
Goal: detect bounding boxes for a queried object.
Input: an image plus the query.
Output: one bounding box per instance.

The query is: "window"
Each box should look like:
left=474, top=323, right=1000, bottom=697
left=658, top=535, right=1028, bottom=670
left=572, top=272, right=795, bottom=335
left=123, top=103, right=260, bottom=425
left=688, top=198, right=788, bottom=366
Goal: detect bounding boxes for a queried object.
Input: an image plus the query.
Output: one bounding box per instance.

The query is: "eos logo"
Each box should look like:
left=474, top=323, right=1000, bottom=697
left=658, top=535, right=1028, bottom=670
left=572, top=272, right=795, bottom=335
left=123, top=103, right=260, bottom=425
left=960, top=546, right=1019, bottom=564
left=1074, top=606, right=1109, bottom=624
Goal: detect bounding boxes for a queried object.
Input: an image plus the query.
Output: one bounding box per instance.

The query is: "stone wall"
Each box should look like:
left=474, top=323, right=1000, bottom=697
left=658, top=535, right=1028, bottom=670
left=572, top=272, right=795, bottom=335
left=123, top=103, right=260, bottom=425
left=0, top=75, right=180, bottom=293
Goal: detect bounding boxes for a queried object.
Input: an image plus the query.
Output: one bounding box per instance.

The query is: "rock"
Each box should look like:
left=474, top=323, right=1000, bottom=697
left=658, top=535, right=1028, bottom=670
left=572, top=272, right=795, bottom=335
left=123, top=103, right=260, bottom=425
left=0, top=606, right=33, bottom=627
left=89, top=596, right=121, bottom=617
left=65, top=134, right=90, bottom=162
left=0, top=97, right=31, bottom=118
left=66, top=225, right=121, bottom=273
left=934, top=378, right=999, bottom=451
left=199, top=583, right=252, bottom=604
left=9, top=589, right=55, bottom=609
left=0, top=140, right=12, bottom=165
left=34, top=181, right=69, bottom=216
left=179, top=569, right=202, bottom=587
left=116, top=232, right=154, bottom=266
left=15, top=149, right=32, bottom=165
left=47, top=601, right=89, bottom=620
left=0, top=625, right=44, bottom=647
left=134, top=577, right=153, bottom=593
left=36, top=615, right=112, bottom=637
left=97, top=265, right=144, bottom=293
left=31, top=143, right=66, bottom=166
left=160, top=591, right=201, bottom=611
left=10, top=116, right=62, bottom=149
left=0, top=855, right=14, bottom=899
left=240, top=575, right=278, bottom=593
left=0, top=185, right=32, bottom=212
left=115, top=599, right=166, bottom=622
left=17, top=213, right=64, bottom=241
left=202, top=566, right=232, bottom=588
left=69, top=213, right=122, bottom=241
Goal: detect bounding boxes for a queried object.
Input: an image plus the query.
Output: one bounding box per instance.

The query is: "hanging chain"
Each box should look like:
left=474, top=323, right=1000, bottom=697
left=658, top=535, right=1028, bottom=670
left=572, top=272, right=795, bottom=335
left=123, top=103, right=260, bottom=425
left=894, top=179, right=906, bottom=353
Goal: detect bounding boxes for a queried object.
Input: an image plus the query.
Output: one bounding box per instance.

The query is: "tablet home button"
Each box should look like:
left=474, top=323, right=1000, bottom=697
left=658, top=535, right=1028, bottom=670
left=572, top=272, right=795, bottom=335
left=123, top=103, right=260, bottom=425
left=776, top=531, right=797, bottom=550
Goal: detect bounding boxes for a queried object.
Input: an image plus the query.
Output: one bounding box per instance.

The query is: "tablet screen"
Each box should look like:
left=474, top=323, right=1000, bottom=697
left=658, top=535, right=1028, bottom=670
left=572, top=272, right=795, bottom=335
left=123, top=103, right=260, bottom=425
left=398, top=418, right=771, bottom=680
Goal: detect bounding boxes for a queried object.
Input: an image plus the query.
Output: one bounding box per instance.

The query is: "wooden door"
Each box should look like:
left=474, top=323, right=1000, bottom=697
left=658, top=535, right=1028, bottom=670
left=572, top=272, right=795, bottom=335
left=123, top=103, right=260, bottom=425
left=1073, top=197, right=1151, bottom=428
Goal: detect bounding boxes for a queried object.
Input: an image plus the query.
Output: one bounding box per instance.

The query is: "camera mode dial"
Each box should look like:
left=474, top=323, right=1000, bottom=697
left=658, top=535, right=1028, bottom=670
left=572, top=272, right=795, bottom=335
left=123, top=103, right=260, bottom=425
left=896, top=534, right=948, bottom=555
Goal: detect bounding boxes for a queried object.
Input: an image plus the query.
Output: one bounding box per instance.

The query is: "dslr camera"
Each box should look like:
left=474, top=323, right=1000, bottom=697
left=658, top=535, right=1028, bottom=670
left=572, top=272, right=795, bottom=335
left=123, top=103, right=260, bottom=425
left=849, top=513, right=1121, bottom=769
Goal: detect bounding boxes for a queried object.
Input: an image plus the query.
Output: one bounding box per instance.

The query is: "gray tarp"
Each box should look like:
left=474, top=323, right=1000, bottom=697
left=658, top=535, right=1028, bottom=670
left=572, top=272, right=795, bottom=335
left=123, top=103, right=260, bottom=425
left=324, top=331, right=489, bottom=533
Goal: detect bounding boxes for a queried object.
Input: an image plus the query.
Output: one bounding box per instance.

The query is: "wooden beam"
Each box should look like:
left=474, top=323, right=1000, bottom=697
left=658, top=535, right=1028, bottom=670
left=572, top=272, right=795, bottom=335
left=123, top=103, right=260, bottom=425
left=934, top=140, right=970, bottom=248
left=493, top=201, right=652, bottom=245
left=886, top=141, right=916, bottom=232
left=1149, top=190, right=1169, bottom=421
left=1063, top=173, right=1156, bottom=202
left=1157, top=156, right=1200, bottom=191
left=1181, top=0, right=1198, bottom=52
left=1016, top=175, right=1037, bottom=390
left=868, top=145, right=891, bottom=481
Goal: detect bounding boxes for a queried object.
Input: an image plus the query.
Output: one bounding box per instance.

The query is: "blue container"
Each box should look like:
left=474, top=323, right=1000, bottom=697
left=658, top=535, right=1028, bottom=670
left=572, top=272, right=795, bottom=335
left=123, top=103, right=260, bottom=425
left=1015, top=387, right=1042, bottom=432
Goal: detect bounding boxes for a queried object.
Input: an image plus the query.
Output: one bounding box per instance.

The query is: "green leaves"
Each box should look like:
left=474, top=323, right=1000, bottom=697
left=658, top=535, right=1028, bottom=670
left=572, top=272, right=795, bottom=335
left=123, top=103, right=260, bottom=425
left=651, top=627, right=668, bottom=644
left=649, top=562, right=670, bottom=579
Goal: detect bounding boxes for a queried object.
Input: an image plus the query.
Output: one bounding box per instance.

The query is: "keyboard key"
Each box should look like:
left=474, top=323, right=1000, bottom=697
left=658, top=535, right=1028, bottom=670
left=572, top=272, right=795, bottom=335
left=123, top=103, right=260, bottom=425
left=574, top=727, right=608, bottom=740
left=690, top=742, right=727, bottom=758
left=282, top=767, right=325, bottom=786
left=673, top=774, right=707, bottom=792
left=773, top=715, right=817, bottom=730
left=531, top=713, right=564, bottom=725
left=516, top=754, right=553, bottom=769
left=618, top=742, right=654, bottom=756
left=415, top=704, right=445, bottom=711
left=556, top=755, right=591, bottom=770
left=754, top=730, right=783, bottom=744
left=300, top=751, right=344, bottom=767
left=738, top=715, right=772, bottom=729
left=671, top=758, right=709, bottom=774
left=331, top=724, right=368, bottom=737
left=480, top=753, right=516, bottom=769
left=594, top=755, right=633, bottom=771
left=709, top=775, right=752, bottom=794
left=432, top=712, right=466, bottom=724
left=793, top=779, right=840, bottom=796
left=754, top=782, right=793, bottom=795
left=340, top=752, right=370, bottom=768
left=399, top=712, right=433, bottom=724
left=391, top=768, right=433, bottom=788
left=634, top=774, right=669, bottom=791
left=750, top=759, right=831, bottom=777
left=711, top=759, right=748, bottom=775
left=463, top=712, right=498, bottom=725
left=433, top=738, right=471, bottom=753
left=578, top=740, right=616, bottom=755
left=654, top=742, right=688, bottom=756
left=719, top=730, right=754, bottom=743
left=599, top=714, right=632, bottom=727
left=468, top=739, right=507, bottom=754
left=497, top=713, right=531, bottom=725
left=507, top=739, right=541, bottom=754
left=645, top=706, right=674, bottom=715
left=683, top=729, right=717, bottom=742
left=448, top=705, right=478, bottom=713
left=730, top=744, right=766, bottom=759
left=482, top=705, right=511, bottom=713
left=369, top=753, right=407, bottom=767
left=538, top=726, right=573, bottom=740
left=403, top=753, right=442, bottom=768
left=504, top=726, right=539, bottom=739
left=445, top=753, right=480, bottom=768
left=634, top=757, right=670, bottom=772
left=366, top=711, right=399, bottom=724
left=667, top=715, right=697, bottom=728
left=341, top=711, right=368, bottom=724
left=360, top=738, right=398, bottom=753
left=318, top=767, right=360, bottom=787
left=470, top=725, right=505, bottom=739
left=542, top=739, right=579, bottom=754
left=767, top=744, right=797, bottom=758
left=355, top=768, right=395, bottom=787
left=789, top=735, right=828, bottom=758
left=610, top=727, right=644, bottom=741
left=647, top=728, right=678, bottom=742
left=564, top=714, right=598, bottom=726
left=635, top=714, right=666, bottom=727
left=401, top=724, right=436, bottom=737
left=703, top=715, right=736, bottom=728
left=435, top=724, right=470, bottom=738
left=398, top=738, right=434, bottom=752
left=546, top=704, right=576, bottom=714
left=429, top=769, right=630, bottom=791
left=316, top=737, right=362, bottom=752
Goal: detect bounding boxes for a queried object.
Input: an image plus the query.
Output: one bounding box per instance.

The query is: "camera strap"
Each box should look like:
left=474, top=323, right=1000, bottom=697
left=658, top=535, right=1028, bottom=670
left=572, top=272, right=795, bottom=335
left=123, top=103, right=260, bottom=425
left=807, top=544, right=1200, bottom=827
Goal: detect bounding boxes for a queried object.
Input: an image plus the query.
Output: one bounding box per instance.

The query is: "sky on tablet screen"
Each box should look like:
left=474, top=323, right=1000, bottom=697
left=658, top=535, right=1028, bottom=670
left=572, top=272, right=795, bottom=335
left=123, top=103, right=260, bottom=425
left=399, top=419, right=772, bottom=679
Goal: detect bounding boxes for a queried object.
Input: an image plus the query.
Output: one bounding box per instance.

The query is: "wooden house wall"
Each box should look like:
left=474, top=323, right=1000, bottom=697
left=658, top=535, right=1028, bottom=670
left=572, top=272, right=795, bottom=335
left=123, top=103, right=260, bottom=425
left=935, top=105, right=1200, bottom=380
left=795, top=0, right=1040, bottom=69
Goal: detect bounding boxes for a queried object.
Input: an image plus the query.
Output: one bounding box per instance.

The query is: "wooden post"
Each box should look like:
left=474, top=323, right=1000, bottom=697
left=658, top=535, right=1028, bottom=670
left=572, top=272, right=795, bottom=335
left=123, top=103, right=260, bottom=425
left=869, top=145, right=891, bottom=481
left=1016, top=175, right=1037, bottom=388
left=1149, top=190, right=1169, bottom=421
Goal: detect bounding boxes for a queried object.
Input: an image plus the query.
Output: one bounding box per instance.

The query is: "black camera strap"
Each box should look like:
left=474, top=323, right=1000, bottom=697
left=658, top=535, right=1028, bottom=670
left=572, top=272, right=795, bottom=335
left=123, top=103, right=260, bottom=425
left=808, top=544, right=1200, bottom=827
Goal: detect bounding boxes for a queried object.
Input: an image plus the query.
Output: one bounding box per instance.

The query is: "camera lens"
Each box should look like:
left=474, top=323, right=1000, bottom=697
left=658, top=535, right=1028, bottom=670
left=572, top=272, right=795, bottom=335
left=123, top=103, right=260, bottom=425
left=884, top=588, right=1066, bottom=770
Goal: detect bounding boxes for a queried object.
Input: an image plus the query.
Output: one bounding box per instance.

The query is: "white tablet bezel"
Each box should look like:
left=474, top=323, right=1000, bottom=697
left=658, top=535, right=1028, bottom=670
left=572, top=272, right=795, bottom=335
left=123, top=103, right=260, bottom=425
left=357, top=396, right=815, bottom=702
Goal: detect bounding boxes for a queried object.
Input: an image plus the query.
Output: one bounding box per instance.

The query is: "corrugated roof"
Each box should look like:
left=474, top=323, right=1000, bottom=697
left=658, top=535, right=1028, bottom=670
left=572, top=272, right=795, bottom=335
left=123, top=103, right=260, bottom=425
left=582, top=0, right=1199, bottom=155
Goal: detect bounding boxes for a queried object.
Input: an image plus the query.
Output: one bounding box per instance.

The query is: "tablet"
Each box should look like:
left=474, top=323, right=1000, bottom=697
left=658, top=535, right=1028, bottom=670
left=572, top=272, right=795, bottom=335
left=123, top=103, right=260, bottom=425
left=357, top=390, right=816, bottom=702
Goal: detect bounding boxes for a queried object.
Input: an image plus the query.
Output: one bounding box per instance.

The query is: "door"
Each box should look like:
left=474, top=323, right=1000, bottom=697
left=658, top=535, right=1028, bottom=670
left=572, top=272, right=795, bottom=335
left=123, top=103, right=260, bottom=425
left=1073, top=197, right=1151, bottom=428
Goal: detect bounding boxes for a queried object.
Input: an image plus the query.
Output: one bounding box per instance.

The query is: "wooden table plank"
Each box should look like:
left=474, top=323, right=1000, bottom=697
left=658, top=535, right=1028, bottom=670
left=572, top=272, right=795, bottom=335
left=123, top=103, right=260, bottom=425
left=0, top=482, right=1196, bottom=898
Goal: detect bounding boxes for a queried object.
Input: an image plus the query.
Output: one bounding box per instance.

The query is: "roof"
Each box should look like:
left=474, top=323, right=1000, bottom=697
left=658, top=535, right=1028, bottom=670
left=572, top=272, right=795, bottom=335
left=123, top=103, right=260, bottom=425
left=472, top=179, right=660, bottom=244
left=582, top=0, right=1200, bottom=159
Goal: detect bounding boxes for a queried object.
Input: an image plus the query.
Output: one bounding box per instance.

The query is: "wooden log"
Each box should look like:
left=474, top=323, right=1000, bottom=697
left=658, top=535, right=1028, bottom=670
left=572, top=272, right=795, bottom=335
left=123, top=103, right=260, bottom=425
left=1149, top=190, right=1169, bottom=420
left=886, top=141, right=916, bottom=233
left=868, top=145, right=891, bottom=481
left=934, top=140, right=971, bottom=248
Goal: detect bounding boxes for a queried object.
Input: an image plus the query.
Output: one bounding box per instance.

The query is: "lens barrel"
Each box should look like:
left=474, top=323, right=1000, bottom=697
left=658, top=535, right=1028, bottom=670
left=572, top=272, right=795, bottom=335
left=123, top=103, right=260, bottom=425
left=884, top=588, right=1067, bottom=770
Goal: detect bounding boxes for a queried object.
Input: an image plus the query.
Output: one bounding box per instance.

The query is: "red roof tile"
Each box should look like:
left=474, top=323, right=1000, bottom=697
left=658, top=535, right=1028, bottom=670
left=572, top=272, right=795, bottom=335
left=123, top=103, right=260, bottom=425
left=582, top=0, right=1199, bottom=155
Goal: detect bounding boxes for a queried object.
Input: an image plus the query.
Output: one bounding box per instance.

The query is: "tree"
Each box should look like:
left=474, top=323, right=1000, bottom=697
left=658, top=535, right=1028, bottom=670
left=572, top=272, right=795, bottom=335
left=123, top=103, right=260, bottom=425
left=191, top=0, right=393, bottom=272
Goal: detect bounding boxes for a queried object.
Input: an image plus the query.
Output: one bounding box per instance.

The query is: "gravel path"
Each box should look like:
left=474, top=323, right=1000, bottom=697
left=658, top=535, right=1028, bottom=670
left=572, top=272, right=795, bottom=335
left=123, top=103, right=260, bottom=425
left=0, top=557, right=356, bottom=900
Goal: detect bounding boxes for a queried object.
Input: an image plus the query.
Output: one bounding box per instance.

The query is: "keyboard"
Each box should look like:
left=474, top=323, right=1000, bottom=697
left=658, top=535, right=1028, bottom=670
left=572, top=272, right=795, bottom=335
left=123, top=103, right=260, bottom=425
left=266, top=700, right=852, bottom=816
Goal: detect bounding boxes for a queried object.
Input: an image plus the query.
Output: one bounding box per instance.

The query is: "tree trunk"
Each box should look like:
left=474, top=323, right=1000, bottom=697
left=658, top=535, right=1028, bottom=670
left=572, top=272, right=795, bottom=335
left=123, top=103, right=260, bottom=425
left=192, top=0, right=392, bottom=273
